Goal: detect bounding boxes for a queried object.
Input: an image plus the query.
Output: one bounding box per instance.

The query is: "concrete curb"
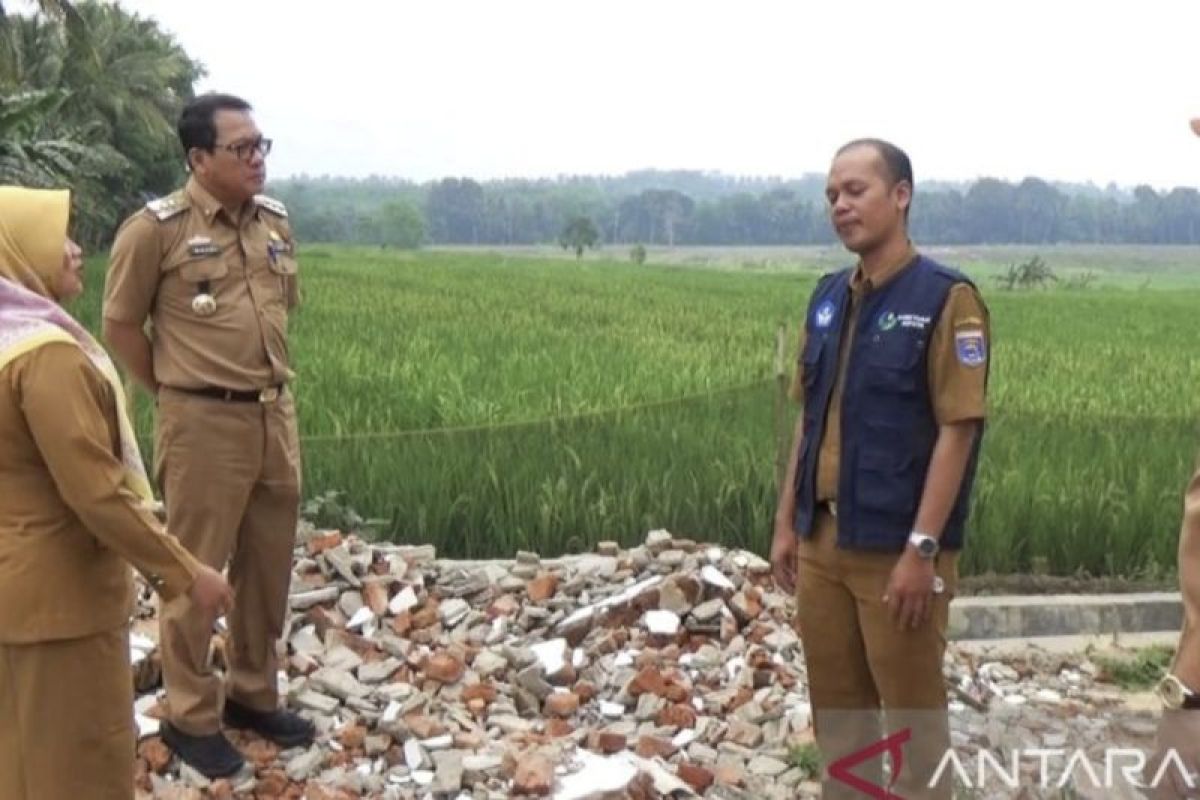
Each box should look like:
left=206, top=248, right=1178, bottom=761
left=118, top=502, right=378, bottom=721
left=949, top=592, right=1183, bottom=641
left=952, top=631, right=1180, bottom=657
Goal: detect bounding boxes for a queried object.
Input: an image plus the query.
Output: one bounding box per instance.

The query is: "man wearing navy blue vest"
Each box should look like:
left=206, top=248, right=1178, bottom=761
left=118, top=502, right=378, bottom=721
left=770, top=139, right=989, bottom=798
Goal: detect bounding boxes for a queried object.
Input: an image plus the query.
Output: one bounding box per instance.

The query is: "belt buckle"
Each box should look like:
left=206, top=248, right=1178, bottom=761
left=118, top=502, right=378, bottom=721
left=258, top=386, right=280, bottom=403
left=827, top=500, right=837, bottom=518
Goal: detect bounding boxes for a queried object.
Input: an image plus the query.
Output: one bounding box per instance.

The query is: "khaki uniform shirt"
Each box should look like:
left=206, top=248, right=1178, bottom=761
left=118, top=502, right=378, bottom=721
left=0, top=343, right=198, bottom=643
left=103, top=177, right=299, bottom=392
left=790, top=250, right=990, bottom=501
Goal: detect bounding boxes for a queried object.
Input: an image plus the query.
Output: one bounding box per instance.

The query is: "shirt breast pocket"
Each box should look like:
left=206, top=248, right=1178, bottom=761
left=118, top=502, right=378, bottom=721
left=168, top=255, right=229, bottom=312
left=266, top=251, right=298, bottom=309
left=177, top=257, right=229, bottom=284
left=268, top=252, right=298, bottom=277
left=159, top=253, right=229, bottom=316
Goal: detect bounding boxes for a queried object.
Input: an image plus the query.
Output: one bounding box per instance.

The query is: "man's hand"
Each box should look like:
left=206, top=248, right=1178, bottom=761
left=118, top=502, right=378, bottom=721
left=1143, top=710, right=1200, bottom=798
left=188, top=565, right=234, bottom=617
left=883, top=550, right=936, bottom=630
left=770, top=517, right=798, bottom=595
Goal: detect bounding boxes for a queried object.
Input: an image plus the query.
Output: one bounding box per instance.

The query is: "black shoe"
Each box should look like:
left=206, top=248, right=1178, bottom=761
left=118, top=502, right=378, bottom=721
left=223, top=698, right=315, bottom=748
left=161, top=722, right=245, bottom=779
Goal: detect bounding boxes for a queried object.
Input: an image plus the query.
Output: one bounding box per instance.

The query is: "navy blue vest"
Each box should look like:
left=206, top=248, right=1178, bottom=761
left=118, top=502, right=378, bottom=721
left=792, top=255, right=985, bottom=551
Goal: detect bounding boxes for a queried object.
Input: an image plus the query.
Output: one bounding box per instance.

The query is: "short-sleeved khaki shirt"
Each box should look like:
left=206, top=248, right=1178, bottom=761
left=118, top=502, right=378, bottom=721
left=789, top=251, right=990, bottom=501
left=103, top=177, right=300, bottom=392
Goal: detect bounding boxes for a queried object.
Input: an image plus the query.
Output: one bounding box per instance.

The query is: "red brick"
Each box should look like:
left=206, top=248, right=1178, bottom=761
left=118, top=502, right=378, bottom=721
left=306, top=531, right=343, bottom=556
left=363, top=582, right=390, bottom=616
left=425, top=652, right=465, bottom=684
left=527, top=573, right=559, bottom=602
left=677, top=763, right=715, bottom=792
left=635, top=735, right=678, bottom=759
left=656, top=703, right=697, bottom=729
left=513, top=753, right=554, bottom=795
left=544, top=692, right=580, bottom=717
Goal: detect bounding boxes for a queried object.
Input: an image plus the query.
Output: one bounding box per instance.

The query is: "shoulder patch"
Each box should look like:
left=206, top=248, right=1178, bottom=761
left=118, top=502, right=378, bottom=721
left=254, top=194, right=288, bottom=218
left=144, top=192, right=189, bottom=221
left=955, top=329, right=987, bottom=367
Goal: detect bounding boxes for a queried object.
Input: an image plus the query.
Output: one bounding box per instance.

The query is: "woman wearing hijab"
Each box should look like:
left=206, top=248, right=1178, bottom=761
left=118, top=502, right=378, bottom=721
left=0, top=187, right=234, bottom=799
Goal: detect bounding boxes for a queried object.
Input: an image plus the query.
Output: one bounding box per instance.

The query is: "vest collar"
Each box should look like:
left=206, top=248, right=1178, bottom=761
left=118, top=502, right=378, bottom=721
left=851, top=243, right=919, bottom=294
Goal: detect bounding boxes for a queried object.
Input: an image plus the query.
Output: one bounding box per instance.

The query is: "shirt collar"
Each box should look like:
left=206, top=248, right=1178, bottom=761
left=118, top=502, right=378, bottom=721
left=850, top=242, right=919, bottom=294
left=185, top=176, right=256, bottom=227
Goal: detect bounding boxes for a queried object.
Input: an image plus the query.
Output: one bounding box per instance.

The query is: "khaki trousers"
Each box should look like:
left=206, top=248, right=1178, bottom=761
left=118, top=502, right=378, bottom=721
left=796, top=510, right=958, bottom=799
left=0, top=627, right=134, bottom=800
left=155, top=388, right=301, bottom=735
left=1172, top=466, right=1200, bottom=690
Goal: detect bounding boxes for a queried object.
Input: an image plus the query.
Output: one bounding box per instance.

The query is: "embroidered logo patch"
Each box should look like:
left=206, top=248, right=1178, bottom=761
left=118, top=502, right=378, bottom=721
left=877, top=312, right=898, bottom=331
left=898, top=313, right=931, bottom=330
left=814, top=300, right=835, bottom=329
left=267, top=230, right=292, bottom=264
left=955, top=329, right=987, bottom=367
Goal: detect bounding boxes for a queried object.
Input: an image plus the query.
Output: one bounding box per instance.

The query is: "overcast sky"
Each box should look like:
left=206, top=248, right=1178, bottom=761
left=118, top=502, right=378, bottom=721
left=80, top=1, right=1200, bottom=187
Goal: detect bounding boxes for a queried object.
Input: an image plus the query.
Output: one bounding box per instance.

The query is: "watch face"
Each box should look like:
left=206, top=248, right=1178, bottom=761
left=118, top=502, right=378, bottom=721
left=1158, top=675, right=1186, bottom=709
left=919, top=538, right=938, bottom=557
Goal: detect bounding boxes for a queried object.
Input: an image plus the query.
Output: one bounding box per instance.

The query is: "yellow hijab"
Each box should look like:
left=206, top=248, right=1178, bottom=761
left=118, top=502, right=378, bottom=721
left=0, top=187, right=154, bottom=502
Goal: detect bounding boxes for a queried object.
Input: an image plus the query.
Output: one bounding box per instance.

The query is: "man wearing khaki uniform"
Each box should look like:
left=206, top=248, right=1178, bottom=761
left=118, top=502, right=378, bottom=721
left=1142, top=119, right=1200, bottom=800
left=770, top=139, right=989, bottom=799
left=104, top=93, right=312, bottom=778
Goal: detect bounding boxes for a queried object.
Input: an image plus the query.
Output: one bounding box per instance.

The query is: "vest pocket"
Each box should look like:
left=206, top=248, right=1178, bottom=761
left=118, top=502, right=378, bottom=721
left=864, top=334, right=923, bottom=393
left=801, top=335, right=823, bottom=391
left=854, top=448, right=920, bottom=514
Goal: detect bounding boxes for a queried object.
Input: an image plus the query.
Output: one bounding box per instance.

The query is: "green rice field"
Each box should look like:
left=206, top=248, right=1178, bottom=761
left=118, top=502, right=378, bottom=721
left=73, top=245, right=1200, bottom=576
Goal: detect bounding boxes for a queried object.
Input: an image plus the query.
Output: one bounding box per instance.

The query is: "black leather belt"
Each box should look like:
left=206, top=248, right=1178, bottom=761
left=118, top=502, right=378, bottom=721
left=169, top=385, right=283, bottom=403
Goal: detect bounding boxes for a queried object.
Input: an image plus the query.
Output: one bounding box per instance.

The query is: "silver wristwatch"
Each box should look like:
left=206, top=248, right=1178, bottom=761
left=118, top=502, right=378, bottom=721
left=907, top=531, right=939, bottom=560
left=1157, top=674, right=1200, bottom=710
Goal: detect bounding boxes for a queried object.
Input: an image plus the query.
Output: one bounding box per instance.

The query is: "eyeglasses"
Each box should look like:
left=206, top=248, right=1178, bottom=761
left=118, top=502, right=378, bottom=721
left=213, top=137, right=272, bottom=161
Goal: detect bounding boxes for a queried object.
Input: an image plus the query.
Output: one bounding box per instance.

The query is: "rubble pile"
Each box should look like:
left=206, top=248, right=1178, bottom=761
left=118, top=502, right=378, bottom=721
left=128, top=528, right=1165, bottom=799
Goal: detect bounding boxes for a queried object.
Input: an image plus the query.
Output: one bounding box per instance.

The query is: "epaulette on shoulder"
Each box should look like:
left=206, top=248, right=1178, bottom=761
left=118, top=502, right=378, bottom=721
left=144, top=192, right=189, bottom=221
left=254, top=194, right=288, bottom=218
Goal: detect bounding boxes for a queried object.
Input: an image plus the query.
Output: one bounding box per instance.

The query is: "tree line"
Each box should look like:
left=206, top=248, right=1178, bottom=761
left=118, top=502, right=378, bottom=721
left=273, top=173, right=1200, bottom=249
left=3, top=3, right=1199, bottom=251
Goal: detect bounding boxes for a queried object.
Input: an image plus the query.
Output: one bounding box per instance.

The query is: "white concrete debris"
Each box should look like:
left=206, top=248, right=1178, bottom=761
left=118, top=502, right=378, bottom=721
left=124, top=525, right=1168, bottom=800
left=554, top=749, right=640, bottom=800
left=643, top=608, right=681, bottom=636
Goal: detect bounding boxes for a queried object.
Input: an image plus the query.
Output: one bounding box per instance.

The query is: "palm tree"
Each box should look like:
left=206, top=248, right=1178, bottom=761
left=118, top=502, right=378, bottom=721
left=58, top=1, right=203, bottom=194
left=0, top=1, right=203, bottom=244
left=0, top=1, right=78, bottom=22
left=0, top=0, right=87, bottom=58
left=0, top=89, right=96, bottom=182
